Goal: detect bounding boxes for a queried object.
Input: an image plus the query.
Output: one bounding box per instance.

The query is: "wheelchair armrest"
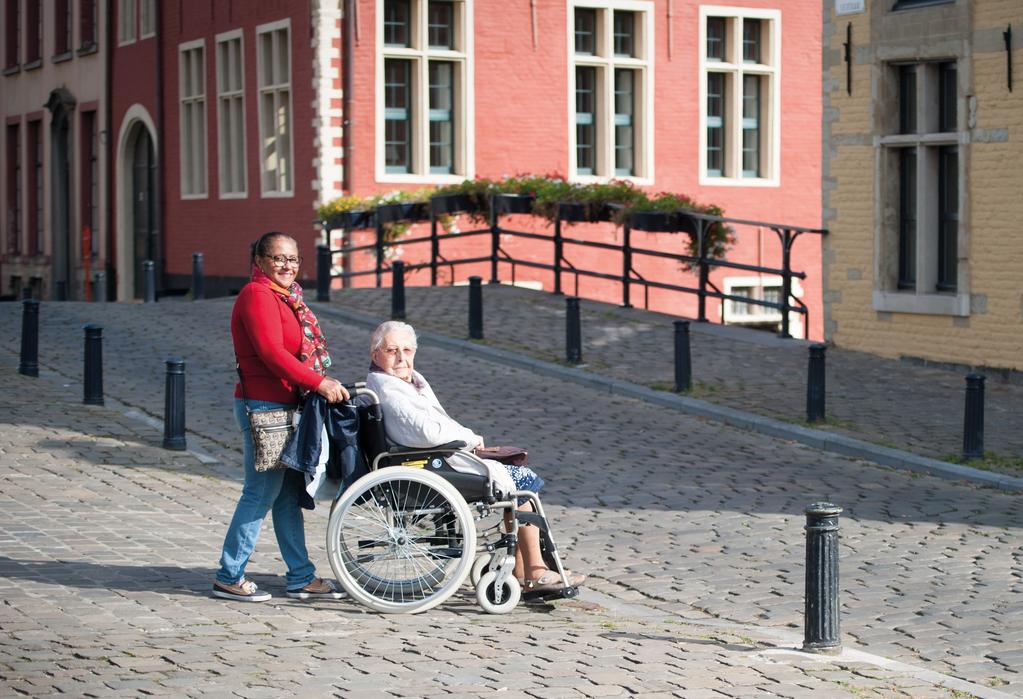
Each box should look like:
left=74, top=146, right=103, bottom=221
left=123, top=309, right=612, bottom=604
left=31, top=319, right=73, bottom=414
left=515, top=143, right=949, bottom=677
left=388, top=440, right=467, bottom=454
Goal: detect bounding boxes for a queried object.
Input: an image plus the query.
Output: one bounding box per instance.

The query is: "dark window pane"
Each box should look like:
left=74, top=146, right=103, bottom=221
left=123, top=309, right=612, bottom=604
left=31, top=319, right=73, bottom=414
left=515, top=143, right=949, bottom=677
left=384, top=59, right=411, bottom=172
left=742, top=19, right=760, bottom=63
left=576, top=67, right=596, bottom=174
left=384, top=0, right=410, bottom=47
left=575, top=8, right=596, bottom=55
left=899, top=65, right=916, bottom=134
left=707, top=17, right=725, bottom=61
left=429, top=61, right=454, bottom=173
left=939, top=61, right=957, bottom=132
left=428, top=1, right=454, bottom=49
left=742, top=74, right=760, bottom=176
left=898, top=148, right=917, bottom=289
left=613, top=11, right=635, bottom=57
left=707, top=73, right=725, bottom=176
left=614, top=69, right=634, bottom=175
left=937, top=146, right=958, bottom=291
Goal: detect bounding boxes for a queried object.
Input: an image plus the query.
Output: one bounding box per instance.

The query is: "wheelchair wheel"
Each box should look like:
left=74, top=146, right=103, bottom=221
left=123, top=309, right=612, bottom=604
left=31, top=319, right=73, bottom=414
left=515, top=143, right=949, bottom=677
left=470, top=553, right=493, bottom=587
left=326, top=467, right=477, bottom=614
left=476, top=571, right=521, bottom=614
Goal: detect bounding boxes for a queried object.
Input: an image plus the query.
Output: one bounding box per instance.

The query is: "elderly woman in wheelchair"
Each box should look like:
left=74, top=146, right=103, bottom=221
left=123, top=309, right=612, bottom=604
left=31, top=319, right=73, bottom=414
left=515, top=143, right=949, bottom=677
left=324, top=321, right=585, bottom=614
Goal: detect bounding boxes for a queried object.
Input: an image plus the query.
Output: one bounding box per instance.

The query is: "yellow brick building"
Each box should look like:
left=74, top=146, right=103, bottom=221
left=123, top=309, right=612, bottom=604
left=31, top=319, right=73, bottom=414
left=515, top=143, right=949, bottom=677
left=823, top=0, right=1022, bottom=372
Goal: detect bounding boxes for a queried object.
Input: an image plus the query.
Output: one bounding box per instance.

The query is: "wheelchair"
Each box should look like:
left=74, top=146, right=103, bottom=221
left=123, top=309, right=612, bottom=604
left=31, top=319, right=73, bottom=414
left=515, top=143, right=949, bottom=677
left=325, top=384, right=579, bottom=614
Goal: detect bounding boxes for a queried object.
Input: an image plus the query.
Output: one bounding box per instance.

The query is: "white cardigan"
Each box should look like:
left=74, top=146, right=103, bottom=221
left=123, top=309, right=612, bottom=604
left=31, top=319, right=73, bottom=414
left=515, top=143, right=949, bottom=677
left=365, top=369, right=483, bottom=449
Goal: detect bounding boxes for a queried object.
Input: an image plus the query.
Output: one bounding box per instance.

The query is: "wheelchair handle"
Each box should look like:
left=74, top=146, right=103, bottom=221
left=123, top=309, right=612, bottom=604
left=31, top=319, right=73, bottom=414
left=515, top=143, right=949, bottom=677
left=342, top=382, right=379, bottom=405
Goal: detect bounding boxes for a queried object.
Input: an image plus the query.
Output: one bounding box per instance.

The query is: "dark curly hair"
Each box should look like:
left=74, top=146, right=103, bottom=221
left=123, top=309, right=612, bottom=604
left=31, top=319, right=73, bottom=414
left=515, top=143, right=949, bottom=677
left=251, top=231, right=296, bottom=263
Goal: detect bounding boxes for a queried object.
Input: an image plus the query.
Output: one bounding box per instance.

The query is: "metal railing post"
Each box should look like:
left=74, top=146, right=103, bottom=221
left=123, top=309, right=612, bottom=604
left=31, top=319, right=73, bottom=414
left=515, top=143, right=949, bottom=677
left=391, top=260, right=406, bottom=320
left=19, top=299, right=40, bottom=377
left=802, top=502, right=843, bottom=654
left=673, top=320, right=692, bottom=393
left=430, top=211, right=439, bottom=286
left=143, top=260, right=156, bottom=303
left=780, top=229, right=794, bottom=338
left=697, top=220, right=708, bottom=323
left=468, top=275, right=484, bottom=340
left=489, top=202, right=500, bottom=284
left=962, top=374, right=986, bottom=461
left=83, top=324, right=104, bottom=406
left=554, top=215, right=564, bottom=295
left=375, top=221, right=385, bottom=288
left=191, top=252, right=205, bottom=300
left=566, top=297, right=582, bottom=364
left=316, top=244, right=331, bottom=302
left=621, top=223, right=632, bottom=308
left=806, top=343, right=827, bottom=423
left=163, top=359, right=187, bottom=451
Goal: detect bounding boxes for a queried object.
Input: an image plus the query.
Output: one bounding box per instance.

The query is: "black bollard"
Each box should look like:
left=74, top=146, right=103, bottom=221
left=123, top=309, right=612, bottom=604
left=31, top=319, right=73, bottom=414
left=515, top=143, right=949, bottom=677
left=192, top=252, right=205, bottom=300
left=391, top=260, right=406, bottom=320
left=19, top=299, right=40, bottom=377
left=143, top=260, right=156, bottom=303
left=163, top=359, right=187, bottom=451
left=673, top=320, right=692, bottom=393
left=803, top=502, right=843, bottom=654
left=93, top=272, right=107, bottom=302
left=962, top=374, right=986, bottom=461
left=468, top=276, right=483, bottom=340
left=55, top=280, right=67, bottom=301
left=566, top=297, right=582, bottom=364
left=806, top=343, right=827, bottom=423
left=316, top=244, right=330, bottom=302
left=83, top=325, right=104, bottom=406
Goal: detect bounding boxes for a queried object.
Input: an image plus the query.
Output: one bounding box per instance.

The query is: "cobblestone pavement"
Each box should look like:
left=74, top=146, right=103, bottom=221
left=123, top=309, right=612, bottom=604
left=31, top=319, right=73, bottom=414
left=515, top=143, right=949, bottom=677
left=0, top=298, right=1021, bottom=697
left=324, top=284, right=1023, bottom=475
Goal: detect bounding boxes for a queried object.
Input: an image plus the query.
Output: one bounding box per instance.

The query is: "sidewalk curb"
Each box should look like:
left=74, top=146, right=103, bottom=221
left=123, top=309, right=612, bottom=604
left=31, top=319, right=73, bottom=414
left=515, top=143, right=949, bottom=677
left=314, top=303, right=1023, bottom=494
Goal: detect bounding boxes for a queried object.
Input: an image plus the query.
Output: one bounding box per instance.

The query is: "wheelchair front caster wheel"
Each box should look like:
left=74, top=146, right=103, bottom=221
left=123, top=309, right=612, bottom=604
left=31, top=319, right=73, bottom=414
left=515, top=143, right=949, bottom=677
left=470, top=554, right=492, bottom=588
left=476, top=571, right=521, bottom=614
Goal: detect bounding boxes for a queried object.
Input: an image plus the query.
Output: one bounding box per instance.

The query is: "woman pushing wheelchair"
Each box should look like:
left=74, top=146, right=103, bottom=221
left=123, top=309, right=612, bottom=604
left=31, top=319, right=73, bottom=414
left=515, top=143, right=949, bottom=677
left=364, top=320, right=586, bottom=594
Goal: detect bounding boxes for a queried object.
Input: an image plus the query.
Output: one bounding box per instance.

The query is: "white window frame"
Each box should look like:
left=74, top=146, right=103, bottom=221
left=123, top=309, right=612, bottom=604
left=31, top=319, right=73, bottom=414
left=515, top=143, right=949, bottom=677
left=873, top=59, right=968, bottom=317
left=256, top=19, right=295, bottom=197
left=216, top=29, right=247, bottom=199
left=698, top=5, right=780, bottom=187
left=118, top=0, right=137, bottom=45
left=140, top=0, right=156, bottom=39
left=567, top=0, right=654, bottom=184
left=375, top=0, right=475, bottom=184
left=178, top=39, right=208, bottom=199
left=722, top=275, right=804, bottom=337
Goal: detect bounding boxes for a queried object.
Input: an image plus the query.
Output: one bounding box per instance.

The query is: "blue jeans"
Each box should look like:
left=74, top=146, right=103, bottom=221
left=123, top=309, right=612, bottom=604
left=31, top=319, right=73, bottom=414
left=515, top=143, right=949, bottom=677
left=216, top=399, right=316, bottom=590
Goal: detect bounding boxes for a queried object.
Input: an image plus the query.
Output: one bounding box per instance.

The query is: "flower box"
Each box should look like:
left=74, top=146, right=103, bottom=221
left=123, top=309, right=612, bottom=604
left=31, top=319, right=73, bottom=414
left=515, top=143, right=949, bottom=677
left=557, top=201, right=613, bottom=222
left=376, top=202, right=427, bottom=224
left=629, top=210, right=683, bottom=233
left=429, top=193, right=475, bottom=215
left=324, top=209, right=376, bottom=230
left=491, top=193, right=535, bottom=215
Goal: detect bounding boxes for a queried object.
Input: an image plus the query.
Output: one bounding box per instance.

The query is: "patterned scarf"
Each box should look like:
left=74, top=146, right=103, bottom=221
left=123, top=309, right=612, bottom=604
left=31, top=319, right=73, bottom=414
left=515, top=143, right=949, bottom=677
left=252, top=264, right=332, bottom=375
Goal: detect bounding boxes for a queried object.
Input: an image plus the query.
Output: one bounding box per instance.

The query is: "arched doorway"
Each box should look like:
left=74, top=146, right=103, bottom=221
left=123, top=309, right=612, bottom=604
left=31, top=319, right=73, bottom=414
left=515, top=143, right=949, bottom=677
left=115, top=108, right=160, bottom=300
left=45, top=89, right=76, bottom=300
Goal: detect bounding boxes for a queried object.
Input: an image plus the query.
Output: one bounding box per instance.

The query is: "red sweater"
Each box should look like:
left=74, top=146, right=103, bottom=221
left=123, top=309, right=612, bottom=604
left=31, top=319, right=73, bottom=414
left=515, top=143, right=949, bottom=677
left=232, top=282, right=325, bottom=404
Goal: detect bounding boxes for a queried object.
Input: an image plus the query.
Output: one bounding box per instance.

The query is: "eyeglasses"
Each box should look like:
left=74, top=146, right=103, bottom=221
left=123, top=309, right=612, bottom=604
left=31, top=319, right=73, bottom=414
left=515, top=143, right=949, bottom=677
left=266, top=255, right=302, bottom=268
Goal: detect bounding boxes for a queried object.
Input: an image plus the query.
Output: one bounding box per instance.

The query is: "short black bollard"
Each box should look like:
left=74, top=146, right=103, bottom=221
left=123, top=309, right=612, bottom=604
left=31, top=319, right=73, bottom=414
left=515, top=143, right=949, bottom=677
left=674, top=320, right=692, bottom=393
left=19, top=299, right=40, bottom=377
left=192, top=252, right=205, bottom=300
left=55, top=280, right=67, bottom=301
left=806, top=343, right=827, bottom=423
left=962, top=374, right=986, bottom=461
left=468, top=276, right=484, bottom=340
left=803, top=502, right=843, bottom=654
left=391, top=260, right=406, bottom=320
left=316, top=244, right=331, bottom=302
left=93, top=272, right=107, bottom=302
left=566, top=297, right=582, bottom=364
left=20, top=287, right=32, bottom=300
left=83, top=325, right=104, bottom=406
left=163, top=359, right=187, bottom=451
left=143, top=260, right=156, bottom=303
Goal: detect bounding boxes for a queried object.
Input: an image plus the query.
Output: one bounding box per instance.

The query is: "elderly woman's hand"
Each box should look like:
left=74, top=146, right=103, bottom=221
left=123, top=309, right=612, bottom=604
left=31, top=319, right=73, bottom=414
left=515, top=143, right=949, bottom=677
left=316, top=377, right=350, bottom=403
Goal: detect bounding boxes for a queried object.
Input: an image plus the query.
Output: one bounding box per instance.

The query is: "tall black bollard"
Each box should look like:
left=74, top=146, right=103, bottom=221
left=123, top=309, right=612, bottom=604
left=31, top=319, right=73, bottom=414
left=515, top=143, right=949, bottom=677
left=962, top=374, right=986, bottom=461
left=143, top=260, right=156, bottom=303
left=803, top=502, right=843, bottom=654
left=316, top=244, right=331, bottom=302
left=806, top=343, right=827, bottom=423
left=163, top=359, right=187, bottom=451
left=566, top=297, right=582, bottom=364
left=674, top=320, right=692, bottom=393
left=93, top=272, right=107, bottom=302
left=192, top=252, right=205, bottom=300
left=19, top=299, right=40, bottom=377
left=391, top=260, right=406, bottom=320
left=468, top=276, right=484, bottom=340
left=83, top=325, right=104, bottom=406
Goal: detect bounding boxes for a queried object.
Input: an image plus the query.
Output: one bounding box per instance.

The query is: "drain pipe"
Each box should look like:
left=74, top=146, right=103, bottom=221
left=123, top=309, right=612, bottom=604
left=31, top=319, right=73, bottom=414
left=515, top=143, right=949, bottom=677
left=104, top=0, right=115, bottom=299
left=154, top=0, right=166, bottom=294
left=342, top=0, right=355, bottom=193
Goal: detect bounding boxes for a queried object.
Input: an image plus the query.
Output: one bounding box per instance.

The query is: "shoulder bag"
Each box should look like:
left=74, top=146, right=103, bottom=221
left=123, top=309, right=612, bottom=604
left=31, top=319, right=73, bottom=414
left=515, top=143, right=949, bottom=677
left=236, top=362, right=295, bottom=472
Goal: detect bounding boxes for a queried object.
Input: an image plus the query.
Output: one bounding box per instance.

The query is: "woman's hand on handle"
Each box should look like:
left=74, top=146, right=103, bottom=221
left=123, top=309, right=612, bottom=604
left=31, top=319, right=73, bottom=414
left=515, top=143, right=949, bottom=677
left=316, top=377, right=350, bottom=403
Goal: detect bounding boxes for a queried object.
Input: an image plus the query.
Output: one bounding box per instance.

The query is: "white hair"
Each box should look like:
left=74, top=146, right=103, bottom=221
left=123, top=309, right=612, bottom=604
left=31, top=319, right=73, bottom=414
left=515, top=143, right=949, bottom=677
left=370, top=321, right=418, bottom=353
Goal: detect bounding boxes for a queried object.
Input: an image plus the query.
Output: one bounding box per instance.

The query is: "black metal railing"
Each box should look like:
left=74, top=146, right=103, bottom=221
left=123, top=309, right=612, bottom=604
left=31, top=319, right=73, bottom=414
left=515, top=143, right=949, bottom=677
left=318, top=194, right=826, bottom=339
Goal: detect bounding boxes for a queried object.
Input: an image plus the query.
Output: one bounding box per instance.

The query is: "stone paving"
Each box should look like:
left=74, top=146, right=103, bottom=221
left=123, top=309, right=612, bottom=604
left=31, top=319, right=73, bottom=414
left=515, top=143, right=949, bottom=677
left=0, top=297, right=1021, bottom=697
